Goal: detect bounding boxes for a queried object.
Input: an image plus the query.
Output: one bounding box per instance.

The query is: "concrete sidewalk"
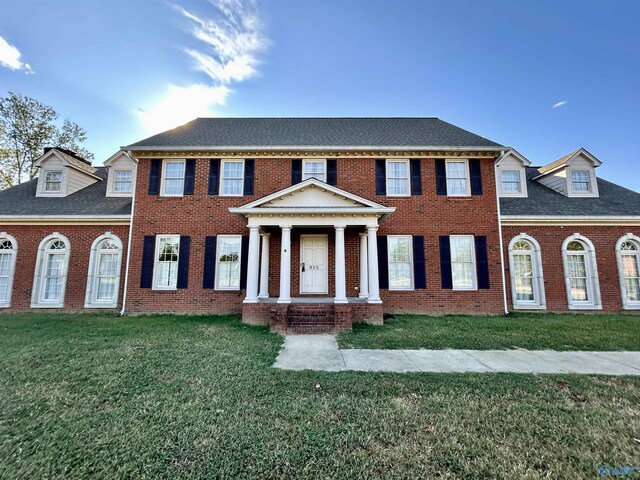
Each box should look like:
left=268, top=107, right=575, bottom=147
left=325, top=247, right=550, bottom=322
left=273, top=335, right=640, bottom=375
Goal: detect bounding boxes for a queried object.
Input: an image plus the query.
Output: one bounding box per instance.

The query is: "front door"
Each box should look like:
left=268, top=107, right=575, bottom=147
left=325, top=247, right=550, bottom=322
left=300, top=235, right=328, bottom=294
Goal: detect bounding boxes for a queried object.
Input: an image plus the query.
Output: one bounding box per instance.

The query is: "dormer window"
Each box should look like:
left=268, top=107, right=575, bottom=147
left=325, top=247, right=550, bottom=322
left=44, top=171, right=63, bottom=192
left=113, top=171, right=132, bottom=193
left=570, top=170, right=591, bottom=193
left=500, top=170, right=521, bottom=193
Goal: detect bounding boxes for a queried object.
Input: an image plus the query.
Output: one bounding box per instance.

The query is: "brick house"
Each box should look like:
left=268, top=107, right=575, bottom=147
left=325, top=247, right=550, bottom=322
left=0, top=118, right=638, bottom=332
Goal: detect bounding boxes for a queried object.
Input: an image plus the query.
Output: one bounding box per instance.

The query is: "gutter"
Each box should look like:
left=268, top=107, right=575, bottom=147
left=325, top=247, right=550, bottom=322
left=120, top=150, right=138, bottom=316
left=495, top=151, right=510, bottom=316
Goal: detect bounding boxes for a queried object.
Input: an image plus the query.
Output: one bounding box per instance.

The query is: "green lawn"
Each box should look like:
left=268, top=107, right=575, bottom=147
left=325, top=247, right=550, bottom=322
left=1, top=313, right=639, bottom=479
left=338, top=312, right=640, bottom=351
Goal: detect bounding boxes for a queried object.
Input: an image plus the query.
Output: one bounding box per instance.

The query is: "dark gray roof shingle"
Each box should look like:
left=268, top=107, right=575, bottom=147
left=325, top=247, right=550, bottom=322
left=0, top=167, right=131, bottom=217
left=500, top=167, right=640, bottom=216
left=126, top=117, right=503, bottom=149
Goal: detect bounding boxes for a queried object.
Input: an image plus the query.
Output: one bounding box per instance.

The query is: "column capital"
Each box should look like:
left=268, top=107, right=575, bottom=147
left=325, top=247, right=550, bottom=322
left=279, top=225, right=292, bottom=231
left=359, top=232, right=367, bottom=238
left=260, top=232, right=271, bottom=238
left=334, top=225, right=345, bottom=231
left=367, top=226, right=379, bottom=233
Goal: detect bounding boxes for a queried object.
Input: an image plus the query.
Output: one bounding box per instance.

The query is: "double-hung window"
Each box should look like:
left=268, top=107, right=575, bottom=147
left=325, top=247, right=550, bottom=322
left=0, top=236, right=17, bottom=307
left=302, top=159, right=326, bottom=182
left=501, top=170, right=521, bottom=194
left=446, top=161, right=470, bottom=196
left=221, top=160, right=244, bottom=196
left=450, top=235, right=476, bottom=290
left=153, top=235, right=180, bottom=290
left=561, top=236, right=601, bottom=309
left=215, top=235, right=242, bottom=290
left=114, top=170, right=132, bottom=193
left=386, top=160, right=409, bottom=196
left=565, top=241, right=589, bottom=302
left=387, top=236, right=413, bottom=290
left=45, top=171, right=63, bottom=192
left=162, top=160, right=185, bottom=196
left=618, top=238, right=640, bottom=308
left=570, top=170, right=591, bottom=193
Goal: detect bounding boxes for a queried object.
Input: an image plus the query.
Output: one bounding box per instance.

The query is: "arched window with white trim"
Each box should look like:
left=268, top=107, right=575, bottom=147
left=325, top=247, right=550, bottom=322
left=561, top=234, right=601, bottom=310
left=616, top=234, right=640, bottom=309
left=31, top=233, right=71, bottom=308
left=0, top=233, right=18, bottom=308
left=508, top=234, right=546, bottom=309
left=85, top=233, right=123, bottom=308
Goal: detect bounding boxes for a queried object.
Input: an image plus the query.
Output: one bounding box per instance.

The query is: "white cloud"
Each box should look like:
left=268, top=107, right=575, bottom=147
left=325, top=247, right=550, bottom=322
left=552, top=100, right=568, bottom=109
left=0, top=35, right=33, bottom=74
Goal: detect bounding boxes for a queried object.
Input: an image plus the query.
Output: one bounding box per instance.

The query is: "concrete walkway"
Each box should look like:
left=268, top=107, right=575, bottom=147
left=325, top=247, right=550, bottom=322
left=273, top=335, right=640, bottom=375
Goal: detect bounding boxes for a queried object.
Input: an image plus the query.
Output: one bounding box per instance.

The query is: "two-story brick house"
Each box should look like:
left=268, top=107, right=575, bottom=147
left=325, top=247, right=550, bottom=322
left=0, top=118, right=638, bottom=332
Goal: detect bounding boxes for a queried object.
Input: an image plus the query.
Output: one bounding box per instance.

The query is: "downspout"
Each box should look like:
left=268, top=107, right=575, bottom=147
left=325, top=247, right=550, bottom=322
left=495, top=151, right=509, bottom=315
left=120, top=150, right=137, bottom=316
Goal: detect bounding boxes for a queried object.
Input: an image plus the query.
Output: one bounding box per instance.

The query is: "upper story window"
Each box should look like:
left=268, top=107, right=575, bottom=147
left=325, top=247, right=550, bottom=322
left=616, top=235, right=640, bottom=309
left=44, top=171, right=63, bottom=192
left=215, top=235, right=242, bottom=290
left=387, top=235, right=413, bottom=290
left=570, top=170, right=591, bottom=193
left=113, top=171, right=132, bottom=193
left=221, top=160, right=244, bottom=196
left=501, top=170, right=521, bottom=193
left=0, top=235, right=17, bottom=308
left=162, top=160, right=185, bottom=196
left=450, top=235, right=476, bottom=290
left=153, top=235, right=180, bottom=290
left=446, top=160, right=470, bottom=196
left=302, top=159, right=326, bottom=182
left=386, top=160, right=409, bottom=196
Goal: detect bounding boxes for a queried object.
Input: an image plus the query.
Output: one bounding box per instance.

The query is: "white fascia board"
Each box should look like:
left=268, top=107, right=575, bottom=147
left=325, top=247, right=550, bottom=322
left=0, top=215, right=131, bottom=225
left=500, top=215, right=640, bottom=226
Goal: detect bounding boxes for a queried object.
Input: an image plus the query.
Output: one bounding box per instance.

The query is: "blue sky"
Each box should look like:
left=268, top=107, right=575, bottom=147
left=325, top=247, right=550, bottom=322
left=1, top=0, right=638, bottom=191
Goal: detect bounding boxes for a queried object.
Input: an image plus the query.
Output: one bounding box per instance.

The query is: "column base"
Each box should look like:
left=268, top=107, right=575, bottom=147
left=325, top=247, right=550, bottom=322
left=243, top=298, right=259, bottom=304
left=358, top=293, right=369, bottom=298
left=366, top=299, right=383, bottom=304
left=334, top=298, right=348, bottom=304
left=257, top=294, right=269, bottom=299
left=277, top=298, right=291, bottom=304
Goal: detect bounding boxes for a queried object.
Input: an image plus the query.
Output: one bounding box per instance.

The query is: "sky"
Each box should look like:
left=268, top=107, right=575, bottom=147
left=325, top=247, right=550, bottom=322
left=0, top=0, right=639, bottom=191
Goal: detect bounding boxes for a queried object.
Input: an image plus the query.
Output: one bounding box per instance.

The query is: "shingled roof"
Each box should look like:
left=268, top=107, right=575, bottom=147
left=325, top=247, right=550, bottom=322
left=500, top=167, right=640, bottom=217
left=126, top=117, right=504, bottom=150
left=0, top=167, right=131, bottom=217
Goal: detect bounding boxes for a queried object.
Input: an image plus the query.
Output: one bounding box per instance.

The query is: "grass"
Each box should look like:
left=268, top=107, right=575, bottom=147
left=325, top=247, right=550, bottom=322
left=338, top=312, right=640, bottom=351
left=0, top=313, right=639, bottom=479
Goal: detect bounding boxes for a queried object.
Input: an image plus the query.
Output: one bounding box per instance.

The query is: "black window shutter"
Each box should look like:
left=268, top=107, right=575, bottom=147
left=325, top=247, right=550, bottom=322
left=412, top=236, right=426, bottom=289
left=244, top=159, right=255, bottom=195
left=377, top=235, right=389, bottom=289
left=239, top=236, right=249, bottom=289
left=375, top=159, right=386, bottom=195
left=435, top=159, right=447, bottom=195
left=203, top=236, right=217, bottom=289
left=291, top=159, right=302, bottom=185
left=410, top=159, right=422, bottom=195
left=140, top=236, right=156, bottom=288
left=327, top=159, right=337, bottom=185
left=475, top=235, right=490, bottom=289
left=184, top=159, right=196, bottom=195
left=148, top=159, right=161, bottom=195
left=177, top=236, right=191, bottom=289
left=208, top=159, right=220, bottom=195
left=470, top=159, right=483, bottom=195
left=439, top=236, right=452, bottom=289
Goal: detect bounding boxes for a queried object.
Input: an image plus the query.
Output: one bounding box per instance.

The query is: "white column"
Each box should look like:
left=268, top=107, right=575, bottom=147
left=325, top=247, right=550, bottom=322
left=367, top=226, right=382, bottom=303
left=278, top=226, right=292, bottom=303
left=334, top=226, right=347, bottom=303
left=258, top=233, right=270, bottom=299
left=359, top=232, right=369, bottom=298
left=244, top=226, right=260, bottom=303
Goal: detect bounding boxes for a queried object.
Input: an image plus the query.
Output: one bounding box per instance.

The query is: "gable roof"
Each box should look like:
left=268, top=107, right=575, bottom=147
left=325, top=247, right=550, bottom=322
left=126, top=117, right=504, bottom=151
left=35, top=147, right=99, bottom=178
left=534, top=148, right=601, bottom=178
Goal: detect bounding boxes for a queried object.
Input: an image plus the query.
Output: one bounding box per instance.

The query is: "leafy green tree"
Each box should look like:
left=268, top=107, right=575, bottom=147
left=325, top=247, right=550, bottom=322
left=0, top=92, right=93, bottom=189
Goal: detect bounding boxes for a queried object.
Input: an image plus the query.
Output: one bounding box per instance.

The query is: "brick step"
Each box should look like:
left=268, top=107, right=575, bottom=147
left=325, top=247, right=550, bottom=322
left=288, top=321, right=335, bottom=327
left=287, top=325, right=335, bottom=334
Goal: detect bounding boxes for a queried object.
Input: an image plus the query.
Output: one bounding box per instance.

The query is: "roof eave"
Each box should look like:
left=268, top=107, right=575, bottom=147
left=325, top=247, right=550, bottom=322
left=125, top=145, right=505, bottom=153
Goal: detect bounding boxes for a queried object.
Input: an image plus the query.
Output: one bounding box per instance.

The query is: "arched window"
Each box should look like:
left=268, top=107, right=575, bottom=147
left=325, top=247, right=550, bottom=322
left=85, top=233, right=123, bottom=308
left=561, top=234, right=601, bottom=309
left=31, top=233, right=71, bottom=308
left=616, top=234, right=640, bottom=309
left=0, top=233, right=18, bottom=308
left=508, top=234, right=546, bottom=309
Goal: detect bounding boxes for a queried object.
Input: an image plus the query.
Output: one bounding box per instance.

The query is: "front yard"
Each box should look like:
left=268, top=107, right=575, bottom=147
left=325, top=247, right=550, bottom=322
left=1, top=313, right=639, bottom=479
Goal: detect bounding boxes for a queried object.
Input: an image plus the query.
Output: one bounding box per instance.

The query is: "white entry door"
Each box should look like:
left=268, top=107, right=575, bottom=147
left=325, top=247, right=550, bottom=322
left=300, top=235, right=328, bottom=294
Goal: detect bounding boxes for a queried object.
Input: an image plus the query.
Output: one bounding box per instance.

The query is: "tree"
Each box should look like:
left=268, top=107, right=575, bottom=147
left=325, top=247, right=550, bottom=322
left=0, top=92, right=94, bottom=189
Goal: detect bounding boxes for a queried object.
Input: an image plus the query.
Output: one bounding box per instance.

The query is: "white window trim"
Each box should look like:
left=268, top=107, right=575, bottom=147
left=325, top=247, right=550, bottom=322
left=107, top=169, right=135, bottom=197
left=561, top=233, right=602, bottom=310
left=616, top=233, right=640, bottom=310
left=219, top=159, right=245, bottom=197
left=31, top=233, right=71, bottom=308
left=214, top=234, right=243, bottom=291
left=152, top=234, right=180, bottom=291
left=498, top=169, right=528, bottom=198
left=385, top=159, right=410, bottom=197
left=567, top=167, right=599, bottom=198
left=387, top=235, right=414, bottom=291
left=445, top=159, right=471, bottom=197
left=38, top=169, right=67, bottom=197
left=450, top=234, right=477, bottom=291
left=160, top=159, right=186, bottom=197
left=0, top=233, right=18, bottom=308
left=508, top=234, right=546, bottom=310
left=302, top=158, right=327, bottom=182
left=84, top=233, right=123, bottom=308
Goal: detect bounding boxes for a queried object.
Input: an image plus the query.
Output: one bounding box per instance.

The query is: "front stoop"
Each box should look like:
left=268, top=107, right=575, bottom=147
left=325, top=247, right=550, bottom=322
left=287, top=303, right=340, bottom=334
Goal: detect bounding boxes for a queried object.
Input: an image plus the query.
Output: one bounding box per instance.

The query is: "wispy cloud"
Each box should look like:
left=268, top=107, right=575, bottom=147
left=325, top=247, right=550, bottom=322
left=552, top=100, right=568, bottom=109
left=0, top=35, right=33, bottom=74
left=136, top=0, right=268, bottom=134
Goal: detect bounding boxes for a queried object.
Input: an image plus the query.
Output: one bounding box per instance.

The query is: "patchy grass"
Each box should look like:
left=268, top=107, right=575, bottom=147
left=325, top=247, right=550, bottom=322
left=338, top=312, right=640, bottom=351
left=1, top=313, right=639, bottom=479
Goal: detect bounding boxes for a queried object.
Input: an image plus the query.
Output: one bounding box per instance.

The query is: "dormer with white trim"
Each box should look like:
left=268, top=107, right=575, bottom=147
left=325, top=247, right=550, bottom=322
left=34, top=148, right=101, bottom=198
left=533, top=148, right=602, bottom=198
left=495, top=149, right=530, bottom=198
left=104, top=151, right=137, bottom=197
